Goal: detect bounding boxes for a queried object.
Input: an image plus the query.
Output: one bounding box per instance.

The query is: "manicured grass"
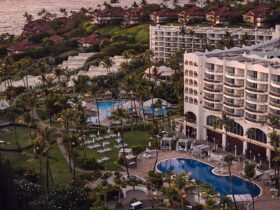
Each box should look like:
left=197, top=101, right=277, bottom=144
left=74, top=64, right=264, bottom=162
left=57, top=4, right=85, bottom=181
left=95, top=24, right=149, bottom=44
left=4, top=143, right=75, bottom=184
left=0, top=126, right=35, bottom=149
left=77, top=131, right=149, bottom=171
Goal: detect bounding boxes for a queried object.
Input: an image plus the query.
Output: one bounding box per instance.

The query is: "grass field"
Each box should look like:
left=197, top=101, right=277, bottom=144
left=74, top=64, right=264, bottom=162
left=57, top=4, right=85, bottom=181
left=95, top=24, right=149, bottom=44
left=0, top=126, right=35, bottom=149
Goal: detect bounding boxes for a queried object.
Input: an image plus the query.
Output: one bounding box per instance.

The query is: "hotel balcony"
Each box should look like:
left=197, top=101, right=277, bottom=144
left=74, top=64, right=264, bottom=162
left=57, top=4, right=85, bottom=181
left=204, top=104, right=223, bottom=112
left=270, top=107, right=280, bottom=116
left=205, top=68, right=223, bottom=75
left=247, top=76, right=268, bottom=84
left=223, top=100, right=244, bottom=108
left=246, top=86, right=268, bottom=94
left=245, top=113, right=266, bottom=123
left=224, top=81, right=244, bottom=89
left=269, top=100, right=280, bottom=110
left=224, top=89, right=244, bottom=98
left=245, top=96, right=267, bottom=104
left=271, top=80, right=280, bottom=88
left=223, top=108, right=244, bottom=118
left=245, top=106, right=268, bottom=114
left=204, top=95, right=223, bottom=103
left=225, top=72, right=244, bottom=79
left=204, top=84, right=223, bottom=93
left=270, top=89, right=280, bottom=98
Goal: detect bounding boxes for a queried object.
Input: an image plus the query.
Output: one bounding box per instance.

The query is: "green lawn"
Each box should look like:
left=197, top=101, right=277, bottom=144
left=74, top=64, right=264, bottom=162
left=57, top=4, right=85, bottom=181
left=95, top=24, right=149, bottom=44
left=77, top=131, right=149, bottom=171
left=0, top=126, right=35, bottom=149
left=4, top=143, right=75, bottom=184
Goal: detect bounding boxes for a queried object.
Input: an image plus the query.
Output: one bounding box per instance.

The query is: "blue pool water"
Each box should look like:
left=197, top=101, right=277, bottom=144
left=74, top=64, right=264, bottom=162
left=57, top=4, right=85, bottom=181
left=157, top=158, right=261, bottom=197
left=89, top=101, right=124, bottom=122
left=89, top=101, right=169, bottom=123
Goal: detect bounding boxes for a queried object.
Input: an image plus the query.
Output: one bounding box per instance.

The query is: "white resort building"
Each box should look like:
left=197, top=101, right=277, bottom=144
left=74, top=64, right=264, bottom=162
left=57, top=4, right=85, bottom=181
left=150, top=24, right=280, bottom=61
left=183, top=33, right=280, bottom=168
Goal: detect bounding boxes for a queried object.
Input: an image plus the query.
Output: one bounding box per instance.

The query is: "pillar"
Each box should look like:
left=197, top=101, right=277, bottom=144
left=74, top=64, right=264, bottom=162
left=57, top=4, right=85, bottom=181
left=243, top=140, right=247, bottom=155
left=222, top=132, right=226, bottom=150
left=266, top=148, right=271, bottom=169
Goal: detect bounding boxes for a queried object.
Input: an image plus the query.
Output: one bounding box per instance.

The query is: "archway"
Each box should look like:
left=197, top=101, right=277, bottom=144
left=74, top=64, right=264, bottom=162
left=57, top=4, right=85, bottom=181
left=246, top=128, right=267, bottom=143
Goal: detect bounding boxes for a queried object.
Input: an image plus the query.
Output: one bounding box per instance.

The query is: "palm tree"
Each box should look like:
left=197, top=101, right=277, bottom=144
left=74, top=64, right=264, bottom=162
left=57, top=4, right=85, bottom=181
left=269, top=130, right=280, bottom=196
left=59, top=8, right=68, bottom=17
left=244, top=161, right=256, bottom=210
left=23, top=12, right=33, bottom=23
left=90, top=84, right=101, bottom=127
left=113, top=172, right=126, bottom=204
left=100, top=56, right=114, bottom=74
left=122, top=50, right=131, bottom=64
left=214, top=112, right=238, bottom=210
left=111, top=108, right=130, bottom=177
left=150, top=134, right=160, bottom=172
left=58, top=108, right=73, bottom=134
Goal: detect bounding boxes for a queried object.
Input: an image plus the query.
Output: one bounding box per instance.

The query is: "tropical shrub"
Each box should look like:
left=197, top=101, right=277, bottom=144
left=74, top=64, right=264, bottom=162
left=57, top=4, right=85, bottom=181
left=15, top=179, right=41, bottom=205
left=77, top=157, right=104, bottom=170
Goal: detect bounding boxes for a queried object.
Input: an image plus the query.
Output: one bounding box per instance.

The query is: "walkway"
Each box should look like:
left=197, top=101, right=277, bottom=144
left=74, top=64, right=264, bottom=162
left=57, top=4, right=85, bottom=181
left=251, top=198, right=280, bottom=210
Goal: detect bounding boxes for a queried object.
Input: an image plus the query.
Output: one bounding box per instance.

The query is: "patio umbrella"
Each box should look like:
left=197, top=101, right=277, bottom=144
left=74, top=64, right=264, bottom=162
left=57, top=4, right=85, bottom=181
left=97, top=131, right=100, bottom=136
left=118, top=132, right=120, bottom=137
left=148, top=141, right=151, bottom=147
left=107, top=128, right=110, bottom=133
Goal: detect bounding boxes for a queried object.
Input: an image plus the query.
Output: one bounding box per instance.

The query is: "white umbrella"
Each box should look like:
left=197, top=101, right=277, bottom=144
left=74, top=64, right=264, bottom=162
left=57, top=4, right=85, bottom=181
left=148, top=141, right=151, bottom=147
left=97, top=131, right=100, bottom=136
left=108, top=128, right=111, bottom=133
left=118, top=132, right=120, bottom=137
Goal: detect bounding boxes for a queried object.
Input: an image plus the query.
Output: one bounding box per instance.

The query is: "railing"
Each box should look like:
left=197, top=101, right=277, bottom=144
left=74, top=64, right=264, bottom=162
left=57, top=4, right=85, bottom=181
left=245, top=116, right=266, bottom=123
left=245, top=106, right=268, bottom=113
left=225, top=72, right=244, bottom=77
left=223, top=101, right=244, bottom=108
left=224, top=91, right=244, bottom=97
left=269, top=101, right=280, bottom=108
left=204, top=96, right=222, bottom=102
left=271, top=80, right=280, bottom=86
left=204, top=78, right=223, bottom=83
left=224, top=110, right=243, bottom=117
left=224, top=82, right=244, bottom=88
left=246, top=86, right=267, bottom=93
left=204, top=87, right=223, bottom=93
left=247, top=76, right=268, bottom=82
left=246, top=97, right=267, bottom=103
left=204, top=105, right=222, bottom=111
left=270, top=91, right=280, bottom=97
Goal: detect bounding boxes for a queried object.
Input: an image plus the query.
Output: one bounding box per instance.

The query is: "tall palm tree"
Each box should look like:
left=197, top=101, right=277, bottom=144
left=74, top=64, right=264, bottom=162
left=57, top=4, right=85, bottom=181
left=214, top=112, right=238, bottom=210
left=122, top=50, right=131, bottom=64
left=244, top=161, right=256, bottom=210
left=58, top=108, right=73, bottom=134
left=59, top=8, right=68, bottom=17
left=23, top=12, right=33, bottom=23
left=269, top=130, right=280, bottom=196
left=90, top=84, right=101, bottom=127
left=100, top=56, right=114, bottom=74
left=111, top=108, right=130, bottom=177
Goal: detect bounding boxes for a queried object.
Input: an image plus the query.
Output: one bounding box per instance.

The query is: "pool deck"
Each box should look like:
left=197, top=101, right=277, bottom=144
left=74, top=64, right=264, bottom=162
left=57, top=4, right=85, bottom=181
left=129, top=150, right=273, bottom=200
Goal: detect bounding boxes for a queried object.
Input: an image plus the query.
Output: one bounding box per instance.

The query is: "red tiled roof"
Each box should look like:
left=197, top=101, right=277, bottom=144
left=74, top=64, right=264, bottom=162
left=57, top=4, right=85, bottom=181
left=150, top=9, right=177, bottom=17
left=49, top=35, right=63, bottom=43
left=77, top=34, right=110, bottom=44
left=244, top=7, right=272, bottom=17
left=7, top=40, right=40, bottom=52
left=178, top=6, right=206, bottom=17
left=207, top=7, right=241, bottom=17
left=125, top=8, right=144, bottom=17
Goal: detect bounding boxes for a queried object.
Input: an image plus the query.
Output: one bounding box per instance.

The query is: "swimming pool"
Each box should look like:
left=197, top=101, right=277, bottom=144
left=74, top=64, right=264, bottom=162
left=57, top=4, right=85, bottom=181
left=89, top=101, right=124, bottom=122
left=88, top=101, right=169, bottom=123
left=156, top=158, right=261, bottom=197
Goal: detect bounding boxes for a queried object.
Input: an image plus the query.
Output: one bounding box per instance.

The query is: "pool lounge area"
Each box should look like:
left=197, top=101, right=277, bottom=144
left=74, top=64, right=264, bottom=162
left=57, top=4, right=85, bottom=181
left=156, top=158, right=261, bottom=197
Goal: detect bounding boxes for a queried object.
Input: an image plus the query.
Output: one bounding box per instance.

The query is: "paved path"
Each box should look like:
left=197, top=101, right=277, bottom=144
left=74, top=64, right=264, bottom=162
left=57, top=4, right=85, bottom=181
left=250, top=198, right=280, bottom=210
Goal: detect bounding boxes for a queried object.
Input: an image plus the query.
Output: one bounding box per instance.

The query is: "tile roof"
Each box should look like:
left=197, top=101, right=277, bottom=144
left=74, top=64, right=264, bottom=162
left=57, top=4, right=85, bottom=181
left=7, top=40, right=40, bottom=52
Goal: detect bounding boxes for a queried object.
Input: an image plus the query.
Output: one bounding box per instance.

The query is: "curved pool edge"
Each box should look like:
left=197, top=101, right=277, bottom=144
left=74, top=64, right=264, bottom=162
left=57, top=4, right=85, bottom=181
left=156, top=157, right=262, bottom=198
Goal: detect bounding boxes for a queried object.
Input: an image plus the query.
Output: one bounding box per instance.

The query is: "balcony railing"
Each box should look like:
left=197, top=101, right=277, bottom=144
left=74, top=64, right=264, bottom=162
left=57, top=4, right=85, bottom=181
left=224, top=110, right=244, bottom=117
left=225, top=72, right=244, bottom=77
left=223, top=101, right=244, bottom=108
left=204, top=96, right=222, bottom=102
left=245, top=106, right=268, bottom=114
left=245, top=116, right=266, bottom=123
left=246, top=97, right=267, bottom=103
left=204, top=87, right=223, bottom=93
left=224, top=82, right=244, bottom=88
left=204, top=78, right=223, bottom=84
left=246, top=86, right=267, bottom=93
left=271, top=80, right=280, bottom=86
left=269, top=101, right=280, bottom=108
left=204, top=105, right=222, bottom=111
left=270, top=91, right=280, bottom=97
left=224, top=91, right=244, bottom=98
left=247, top=76, right=268, bottom=82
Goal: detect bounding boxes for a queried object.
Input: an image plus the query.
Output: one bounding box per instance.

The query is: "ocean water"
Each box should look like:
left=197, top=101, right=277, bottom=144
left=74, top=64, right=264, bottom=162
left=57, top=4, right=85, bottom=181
left=0, top=0, right=189, bottom=35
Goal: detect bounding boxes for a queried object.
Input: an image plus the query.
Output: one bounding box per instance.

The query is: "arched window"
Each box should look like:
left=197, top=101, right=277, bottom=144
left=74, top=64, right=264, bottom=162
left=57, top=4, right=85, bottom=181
left=189, top=61, right=193, bottom=66
left=194, top=90, right=198, bottom=95
left=185, top=87, right=188, bottom=93
left=194, top=81, right=198, bottom=87
left=207, top=115, right=217, bottom=127
left=189, top=88, right=194, bottom=95
left=246, top=128, right=267, bottom=143
left=194, top=72, right=198, bottom=77
left=185, top=111, right=196, bottom=123
left=229, top=122, right=243, bottom=136
left=185, top=79, right=188, bottom=84
left=189, top=97, right=194, bottom=104
left=185, top=61, right=188, bottom=65
left=189, top=79, right=193, bottom=85
left=189, top=70, right=193, bottom=76
left=185, top=70, right=188, bottom=75
left=185, top=96, right=188, bottom=102
left=194, top=99, right=198, bottom=104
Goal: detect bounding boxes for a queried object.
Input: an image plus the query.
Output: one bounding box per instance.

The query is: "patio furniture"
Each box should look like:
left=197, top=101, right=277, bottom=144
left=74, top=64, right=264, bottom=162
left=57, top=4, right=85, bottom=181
left=193, top=144, right=210, bottom=157
left=160, top=136, right=174, bottom=151
left=176, top=139, right=192, bottom=152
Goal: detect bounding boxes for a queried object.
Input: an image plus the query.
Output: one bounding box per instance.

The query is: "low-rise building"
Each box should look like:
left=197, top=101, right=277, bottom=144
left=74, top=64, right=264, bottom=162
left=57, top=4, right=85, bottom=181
left=149, top=9, right=177, bottom=24
left=144, top=65, right=175, bottom=82
left=177, top=6, right=206, bottom=24
left=206, top=7, right=241, bottom=25
left=243, top=7, right=273, bottom=28
left=92, top=7, right=124, bottom=25
left=7, top=40, right=40, bottom=54
left=77, top=34, right=110, bottom=48
left=121, top=8, right=145, bottom=28
left=150, top=24, right=279, bottom=61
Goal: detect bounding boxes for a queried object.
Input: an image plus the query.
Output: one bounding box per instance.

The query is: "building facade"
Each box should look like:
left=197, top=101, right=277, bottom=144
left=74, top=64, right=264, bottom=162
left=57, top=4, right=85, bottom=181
left=183, top=36, right=280, bottom=167
left=150, top=25, right=277, bottom=62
